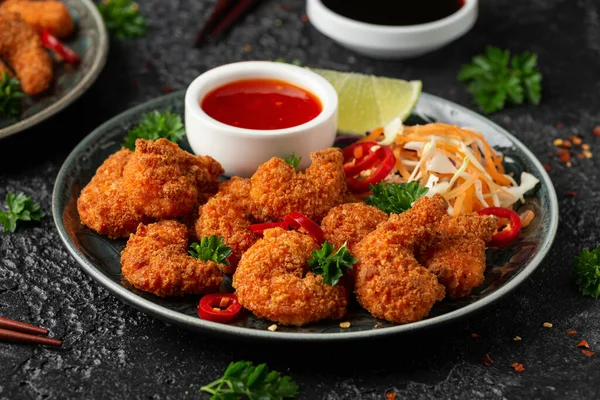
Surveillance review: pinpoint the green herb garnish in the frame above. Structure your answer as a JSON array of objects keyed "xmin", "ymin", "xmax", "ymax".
[
  {"xmin": 284, "ymin": 152, "xmax": 301, "ymax": 171},
  {"xmin": 458, "ymin": 46, "xmax": 542, "ymax": 114},
  {"xmin": 0, "ymin": 192, "xmax": 45, "ymax": 233},
  {"xmin": 573, "ymin": 245, "xmax": 600, "ymax": 298},
  {"xmin": 123, "ymin": 110, "xmax": 185, "ymax": 150},
  {"xmin": 97, "ymin": 0, "xmax": 147, "ymax": 39},
  {"xmin": 201, "ymin": 361, "xmax": 298, "ymax": 400},
  {"xmin": 0, "ymin": 72, "xmax": 24, "ymax": 120},
  {"xmin": 189, "ymin": 236, "xmax": 232, "ymax": 266},
  {"xmin": 308, "ymin": 242, "xmax": 357, "ymax": 286},
  {"xmin": 365, "ymin": 182, "xmax": 428, "ymax": 215}
]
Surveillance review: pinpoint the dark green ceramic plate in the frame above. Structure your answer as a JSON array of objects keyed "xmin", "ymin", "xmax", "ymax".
[
  {"xmin": 52, "ymin": 91, "xmax": 558, "ymax": 341},
  {"xmin": 0, "ymin": 0, "xmax": 108, "ymax": 139}
]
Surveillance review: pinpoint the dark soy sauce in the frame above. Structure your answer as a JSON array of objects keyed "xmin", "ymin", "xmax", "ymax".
[{"xmin": 322, "ymin": 0, "xmax": 465, "ymax": 26}]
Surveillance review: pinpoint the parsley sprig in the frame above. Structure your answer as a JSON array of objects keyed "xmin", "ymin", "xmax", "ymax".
[
  {"xmin": 458, "ymin": 46, "xmax": 542, "ymax": 114},
  {"xmin": 308, "ymin": 242, "xmax": 357, "ymax": 286},
  {"xmin": 284, "ymin": 152, "xmax": 301, "ymax": 171},
  {"xmin": 0, "ymin": 72, "xmax": 24, "ymax": 120},
  {"xmin": 365, "ymin": 182, "xmax": 428, "ymax": 215},
  {"xmin": 201, "ymin": 361, "xmax": 298, "ymax": 400},
  {"xmin": 573, "ymin": 245, "xmax": 600, "ymax": 298},
  {"xmin": 97, "ymin": 0, "xmax": 147, "ymax": 39},
  {"xmin": 189, "ymin": 236, "xmax": 232, "ymax": 266},
  {"xmin": 0, "ymin": 192, "xmax": 45, "ymax": 233},
  {"xmin": 123, "ymin": 110, "xmax": 185, "ymax": 150}
]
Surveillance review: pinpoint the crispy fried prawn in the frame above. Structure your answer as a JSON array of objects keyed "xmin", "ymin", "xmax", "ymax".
[
  {"xmin": 0, "ymin": 11, "xmax": 53, "ymax": 95},
  {"xmin": 321, "ymin": 202, "xmax": 388, "ymax": 252},
  {"xmin": 233, "ymin": 228, "xmax": 347, "ymax": 326},
  {"xmin": 419, "ymin": 213, "xmax": 497, "ymax": 298},
  {"xmin": 77, "ymin": 149, "xmax": 149, "ymax": 239},
  {"xmin": 121, "ymin": 220, "xmax": 222, "ymax": 297},
  {"xmin": 1, "ymin": 0, "xmax": 74, "ymax": 38},
  {"xmin": 353, "ymin": 195, "xmax": 448, "ymax": 324},
  {"xmin": 122, "ymin": 138, "xmax": 223, "ymax": 219},
  {"xmin": 250, "ymin": 148, "xmax": 347, "ymax": 222}
]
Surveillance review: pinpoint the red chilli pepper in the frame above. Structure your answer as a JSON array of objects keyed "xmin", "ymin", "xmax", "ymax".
[
  {"xmin": 40, "ymin": 30, "xmax": 80, "ymax": 65},
  {"xmin": 284, "ymin": 211, "xmax": 325, "ymax": 244},
  {"xmin": 477, "ymin": 207, "xmax": 522, "ymax": 247},
  {"xmin": 248, "ymin": 221, "xmax": 288, "ymax": 235},
  {"xmin": 198, "ymin": 293, "xmax": 242, "ymax": 323},
  {"xmin": 346, "ymin": 146, "xmax": 395, "ymax": 193},
  {"xmin": 342, "ymin": 141, "xmax": 381, "ymax": 176}
]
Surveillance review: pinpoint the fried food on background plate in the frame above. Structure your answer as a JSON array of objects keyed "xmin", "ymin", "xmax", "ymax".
[
  {"xmin": 0, "ymin": 11, "xmax": 53, "ymax": 95},
  {"xmin": 250, "ymin": 148, "xmax": 347, "ymax": 223},
  {"xmin": 321, "ymin": 202, "xmax": 388, "ymax": 252},
  {"xmin": 77, "ymin": 149, "xmax": 150, "ymax": 239},
  {"xmin": 0, "ymin": 59, "xmax": 12, "ymax": 76},
  {"xmin": 233, "ymin": 228, "xmax": 348, "ymax": 326},
  {"xmin": 1, "ymin": 0, "xmax": 74, "ymax": 38},
  {"xmin": 419, "ymin": 213, "xmax": 497, "ymax": 298},
  {"xmin": 122, "ymin": 138, "xmax": 223, "ymax": 219},
  {"xmin": 353, "ymin": 195, "xmax": 448, "ymax": 324},
  {"xmin": 121, "ymin": 220, "xmax": 223, "ymax": 297}
]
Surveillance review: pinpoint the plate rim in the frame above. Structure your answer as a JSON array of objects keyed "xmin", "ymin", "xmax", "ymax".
[
  {"xmin": 0, "ymin": 0, "xmax": 109, "ymax": 140},
  {"xmin": 52, "ymin": 91, "xmax": 559, "ymax": 342}
]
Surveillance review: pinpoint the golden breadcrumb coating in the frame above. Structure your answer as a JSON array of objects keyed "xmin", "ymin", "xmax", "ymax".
[
  {"xmin": 121, "ymin": 220, "xmax": 222, "ymax": 297},
  {"xmin": 353, "ymin": 195, "xmax": 448, "ymax": 323},
  {"xmin": 0, "ymin": 11, "xmax": 53, "ymax": 95},
  {"xmin": 77, "ymin": 149, "xmax": 149, "ymax": 239},
  {"xmin": 1, "ymin": 0, "xmax": 74, "ymax": 38},
  {"xmin": 321, "ymin": 202, "xmax": 388, "ymax": 252},
  {"xmin": 122, "ymin": 138, "xmax": 223, "ymax": 219},
  {"xmin": 419, "ymin": 213, "xmax": 497, "ymax": 298},
  {"xmin": 233, "ymin": 228, "xmax": 347, "ymax": 326},
  {"xmin": 250, "ymin": 148, "xmax": 347, "ymax": 222}
]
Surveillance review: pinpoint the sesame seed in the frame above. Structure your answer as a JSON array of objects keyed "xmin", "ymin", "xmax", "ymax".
[
  {"xmin": 339, "ymin": 321, "xmax": 351, "ymax": 329},
  {"xmin": 543, "ymin": 322, "xmax": 553, "ymax": 328},
  {"xmin": 553, "ymin": 138, "xmax": 564, "ymax": 147},
  {"xmin": 514, "ymin": 336, "xmax": 522, "ymax": 341},
  {"xmin": 267, "ymin": 324, "xmax": 278, "ymax": 332}
]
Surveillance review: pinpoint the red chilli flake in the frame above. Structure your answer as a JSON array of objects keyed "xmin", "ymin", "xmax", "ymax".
[
  {"xmin": 568, "ymin": 329, "xmax": 577, "ymax": 335},
  {"xmin": 471, "ymin": 333, "xmax": 480, "ymax": 338},
  {"xmin": 511, "ymin": 362, "xmax": 525, "ymax": 372},
  {"xmin": 556, "ymin": 123, "xmax": 564, "ymax": 129},
  {"xmin": 565, "ymin": 191, "xmax": 578, "ymax": 197},
  {"xmin": 593, "ymin": 125, "xmax": 600, "ymax": 137},
  {"xmin": 482, "ymin": 354, "xmax": 493, "ymax": 366},
  {"xmin": 543, "ymin": 164, "xmax": 552, "ymax": 172},
  {"xmin": 577, "ymin": 340, "xmax": 590, "ymax": 349},
  {"xmin": 301, "ymin": 13, "xmax": 309, "ymax": 22},
  {"xmin": 582, "ymin": 350, "xmax": 595, "ymax": 357},
  {"xmin": 160, "ymin": 86, "xmax": 174, "ymax": 94},
  {"xmin": 386, "ymin": 391, "xmax": 397, "ymax": 400}
]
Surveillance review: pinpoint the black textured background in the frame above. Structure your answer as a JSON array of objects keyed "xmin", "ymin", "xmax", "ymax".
[{"xmin": 1, "ymin": 0, "xmax": 600, "ymax": 399}]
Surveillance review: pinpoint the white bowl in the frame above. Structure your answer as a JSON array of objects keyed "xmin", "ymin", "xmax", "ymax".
[
  {"xmin": 185, "ymin": 61, "xmax": 338, "ymax": 177},
  {"xmin": 306, "ymin": 0, "xmax": 478, "ymax": 59}
]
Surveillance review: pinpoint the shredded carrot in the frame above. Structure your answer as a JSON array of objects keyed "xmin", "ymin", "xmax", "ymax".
[{"xmin": 360, "ymin": 127, "xmax": 384, "ymax": 143}]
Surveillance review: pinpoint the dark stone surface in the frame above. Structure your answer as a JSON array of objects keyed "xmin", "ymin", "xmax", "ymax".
[{"xmin": 1, "ymin": 0, "xmax": 599, "ymax": 398}]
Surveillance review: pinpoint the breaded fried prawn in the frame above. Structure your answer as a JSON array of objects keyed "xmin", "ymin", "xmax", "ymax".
[
  {"xmin": 121, "ymin": 220, "xmax": 222, "ymax": 297},
  {"xmin": 233, "ymin": 228, "xmax": 347, "ymax": 326},
  {"xmin": 250, "ymin": 148, "xmax": 347, "ymax": 222},
  {"xmin": 353, "ymin": 195, "xmax": 448, "ymax": 324},
  {"xmin": 420, "ymin": 213, "xmax": 497, "ymax": 298},
  {"xmin": 321, "ymin": 202, "xmax": 388, "ymax": 252},
  {"xmin": 0, "ymin": 11, "xmax": 53, "ymax": 95},
  {"xmin": 122, "ymin": 138, "xmax": 223, "ymax": 219},
  {"xmin": 1, "ymin": 0, "xmax": 74, "ymax": 38},
  {"xmin": 77, "ymin": 149, "xmax": 149, "ymax": 239}
]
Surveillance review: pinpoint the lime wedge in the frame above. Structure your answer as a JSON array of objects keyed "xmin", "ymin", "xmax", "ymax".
[{"xmin": 311, "ymin": 68, "xmax": 422, "ymax": 136}]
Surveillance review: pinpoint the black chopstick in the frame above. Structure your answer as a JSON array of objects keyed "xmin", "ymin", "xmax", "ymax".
[{"xmin": 194, "ymin": 0, "xmax": 262, "ymax": 48}]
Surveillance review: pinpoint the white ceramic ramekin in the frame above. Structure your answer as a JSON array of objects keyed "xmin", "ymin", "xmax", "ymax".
[
  {"xmin": 306, "ymin": 0, "xmax": 478, "ymax": 59},
  {"xmin": 185, "ymin": 61, "xmax": 338, "ymax": 177}
]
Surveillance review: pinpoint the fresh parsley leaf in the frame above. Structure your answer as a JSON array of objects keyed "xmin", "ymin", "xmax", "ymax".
[
  {"xmin": 458, "ymin": 46, "xmax": 542, "ymax": 114},
  {"xmin": 123, "ymin": 110, "xmax": 185, "ymax": 150},
  {"xmin": 0, "ymin": 72, "xmax": 24, "ymax": 120},
  {"xmin": 308, "ymin": 242, "xmax": 357, "ymax": 286},
  {"xmin": 365, "ymin": 182, "xmax": 428, "ymax": 215},
  {"xmin": 97, "ymin": 0, "xmax": 147, "ymax": 39},
  {"xmin": 284, "ymin": 152, "xmax": 301, "ymax": 171},
  {"xmin": 573, "ymin": 245, "xmax": 600, "ymax": 298},
  {"xmin": 201, "ymin": 360, "xmax": 299, "ymax": 400},
  {"xmin": 0, "ymin": 192, "xmax": 45, "ymax": 233},
  {"xmin": 189, "ymin": 236, "xmax": 232, "ymax": 266}
]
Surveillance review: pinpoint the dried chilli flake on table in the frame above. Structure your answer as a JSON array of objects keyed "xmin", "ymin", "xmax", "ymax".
[
  {"xmin": 482, "ymin": 354, "xmax": 493, "ymax": 366},
  {"xmin": 510, "ymin": 362, "xmax": 525, "ymax": 372},
  {"xmin": 582, "ymin": 350, "xmax": 595, "ymax": 358},
  {"xmin": 568, "ymin": 329, "xmax": 577, "ymax": 335},
  {"xmin": 577, "ymin": 340, "xmax": 590, "ymax": 349}
]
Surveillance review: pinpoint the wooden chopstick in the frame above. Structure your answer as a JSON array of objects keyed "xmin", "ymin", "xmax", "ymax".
[
  {"xmin": 0, "ymin": 316, "xmax": 49, "ymax": 335},
  {"xmin": 0, "ymin": 328, "xmax": 62, "ymax": 347},
  {"xmin": 194, "ymin": 0, "xmax": 262, "ymax": 48},
  {"xmin": 194, "ymin": 0, "xmax": 238, "ymax": 47}
]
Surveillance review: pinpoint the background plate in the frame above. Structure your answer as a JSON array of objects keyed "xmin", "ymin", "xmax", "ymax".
[
  {"xmin": 0, "ymin": 0, "xmax": 108, "ymax": 139},
  {"xmin": 52, "ymin": 91, "xmax": 558, "ymax": 342}
]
